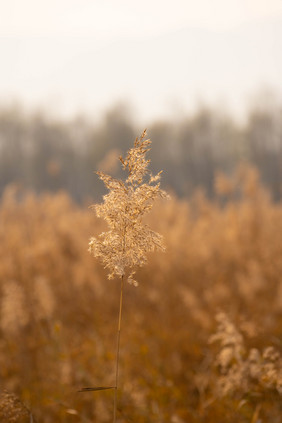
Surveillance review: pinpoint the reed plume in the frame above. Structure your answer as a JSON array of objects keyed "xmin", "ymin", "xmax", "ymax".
[
  {"xmin": 88, "ymin": 130, "xmax": 168, "ymax": 421},
  {"xmin": 209, "ymin": 313, "xmax": 282, "ymax": 421}
]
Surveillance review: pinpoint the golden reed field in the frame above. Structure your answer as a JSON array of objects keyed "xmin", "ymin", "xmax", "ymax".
[{"xmin": 0, "ymin": 165, "xmax": 281, "ymax": 422}]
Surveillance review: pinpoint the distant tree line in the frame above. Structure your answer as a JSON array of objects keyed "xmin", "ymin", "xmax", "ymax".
[{"xmin": 0, "ymin": 99, "xmax": 281, "ymax": 202}]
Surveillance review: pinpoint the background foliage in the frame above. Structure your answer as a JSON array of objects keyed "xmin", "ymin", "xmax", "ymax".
[
  {"xmin": 0, "ymin": 97, "xmax": 281, "ymax": 202},
  {"xmin": 0, "ymin": 166, "xmax": 281, "ymax": 422}
]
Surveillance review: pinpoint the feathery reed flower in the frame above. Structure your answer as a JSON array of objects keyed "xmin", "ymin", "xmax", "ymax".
[
  {"xmin": 88, "ymin": 129, "xmax": 168, "ymax": 286},
  {"xmin": 87, "ymin": 130, "xmax": 168, "ymax": 422},
  {"xmin": 209, "ymin": 313, "xmax": 282, "ymax": 402}
]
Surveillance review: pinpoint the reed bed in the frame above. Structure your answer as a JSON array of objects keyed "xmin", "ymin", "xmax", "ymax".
[{"xmin": 0, "ymin": 164, "xmax": 281, "ymax": 422}]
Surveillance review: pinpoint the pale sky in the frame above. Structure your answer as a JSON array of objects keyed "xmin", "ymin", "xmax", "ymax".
[
  {"xmin": 0, "ymin": 0, "xmax": 282, "ymax": 122},
  {"xmin": 1, "ymin": 0, "xmax": 282, "ymax": 37}
]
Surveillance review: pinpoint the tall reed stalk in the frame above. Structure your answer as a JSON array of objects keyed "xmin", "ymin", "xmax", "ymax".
[
  {"xmin": 113, "ymin": 275, "xmax": 124, "ymax": 422},
  {"xmin": 88, "ymin": 130, "xmax": 168, "ymax": 421}
]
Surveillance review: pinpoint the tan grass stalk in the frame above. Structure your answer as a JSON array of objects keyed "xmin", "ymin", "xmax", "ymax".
[
  {"xmin": 88, "ymin": 130, "xmax": 168, "ymax": 422},
  {"xmin": 113, "ymin": 274, "xmax": 124, "ymax": 422}
]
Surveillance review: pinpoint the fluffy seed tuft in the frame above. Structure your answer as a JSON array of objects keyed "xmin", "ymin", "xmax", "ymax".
[{"xmin": 88, "ymin": 130, "xmax": 168, "ymax": 284}]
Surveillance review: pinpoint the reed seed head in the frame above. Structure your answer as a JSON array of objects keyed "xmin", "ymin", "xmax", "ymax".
[{"xmin": 89, "ymin": 130, "xmax": 168, "ymax": 285}]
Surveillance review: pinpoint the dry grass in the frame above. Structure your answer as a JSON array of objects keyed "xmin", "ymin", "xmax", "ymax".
[
  {"xmin": 209, "ymin": 312, "xmax": 282, "ymax": 421},
  {"xmin": 87, "ymin": 130, "xmax": 168, "ymax": 422},
  {"xmin": 0, "ymin": 390, "xmax": 33, "ymax": 423},
  {"xmin": 0, "ymin": 165, "xmax": 281, "ymax": 422},
  {"xmin": 89, "ymin": 130, "xmax": 168, "ymax": 284}
]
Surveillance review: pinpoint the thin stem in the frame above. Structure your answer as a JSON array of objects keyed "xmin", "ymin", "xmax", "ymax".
[
  {"xmin": 251, "ymin": 403, "xmax": 261, "ymax": 423},
  {"xmin": 113, "ymin": 275, "xmax": 124, "ymax": 423}
]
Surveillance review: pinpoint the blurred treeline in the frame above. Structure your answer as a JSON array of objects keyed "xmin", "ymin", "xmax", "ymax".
[{"xmin": 0, "ymin": 98, "xmax": 281, "ymax": 201}]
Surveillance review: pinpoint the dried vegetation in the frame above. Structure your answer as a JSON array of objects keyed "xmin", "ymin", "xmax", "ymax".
[{"xmin": 0, "ymin": 164, "xmax": 281, "ymax": 422}]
